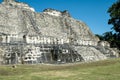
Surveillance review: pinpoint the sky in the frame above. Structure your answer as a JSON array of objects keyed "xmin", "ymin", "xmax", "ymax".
[{"xmin": 0, "ymin": 0, "xmax": 117, "ymax": 35}]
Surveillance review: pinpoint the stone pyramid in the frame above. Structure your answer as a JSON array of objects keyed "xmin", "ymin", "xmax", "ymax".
[{"xmin": 0, "ymin": 0, "xmax": 119, "ymax": 64}]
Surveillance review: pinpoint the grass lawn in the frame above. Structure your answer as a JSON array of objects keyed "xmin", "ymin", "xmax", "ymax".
[{"xmin": 0, "ymin": 58, "xmax": 120, "ymax": 80}]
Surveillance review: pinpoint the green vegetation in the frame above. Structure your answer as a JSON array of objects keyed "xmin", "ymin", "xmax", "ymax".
[
  {"xmin": 107, "ymin": 0, "xmax": 120, "ymax": 49},
  {"xmin": 97, "ymin": 0, "xmax": 120, "ymax": 49},
  {"xmin": 0, "ymin": 58, "xmax": 120, "ymax": 80},
  {"xmin": 108, "ymin": 0, "xmax": 120, "ymax": 33}
]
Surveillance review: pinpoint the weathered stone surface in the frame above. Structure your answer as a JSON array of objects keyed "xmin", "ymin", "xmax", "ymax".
[
  {"xmin": 0, "ymin": 0, "xmax": 119, "ymax": 64},
  {"xmin": 73, "ymin": 46, "xmax": 107, "ymax": 62}
]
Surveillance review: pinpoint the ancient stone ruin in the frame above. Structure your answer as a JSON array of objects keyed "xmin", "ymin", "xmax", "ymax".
[{"xmin": 0, "ymin": 0, "xmax": 119, "ymax": 64}]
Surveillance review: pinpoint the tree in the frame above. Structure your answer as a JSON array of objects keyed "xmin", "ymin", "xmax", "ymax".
[
  {"xmin": 108, "ymin": 0, "xmax": 120, "ymax": 33},
  {"xmin": 107, "ymin": 0, "xmax": 120, "ymax": 49},
  {"xmin": 96, "ymin": 32, "xmax": 117, "ymax": 48},
  {"xmin": 95, "ymin": 34, "xmax": 104, "ymax": 40}
]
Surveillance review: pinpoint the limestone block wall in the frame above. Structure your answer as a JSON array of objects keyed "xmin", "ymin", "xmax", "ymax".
[
  {"xmin": 43, "ymin": 10, "xmax": 61, "ymax": 17},
  {"xmin": 36, "ymin": 11, "xmax": 99, "ymax": 44},
  {"xmin": 0, "ymin": 57, "xmax": 3, "ymax": 64},
  {"xmin": 0, "ymin": 48, "xmax": 4, "ymax": 64},
  {"xmin": 0, "ymin": 35, "xmax": 6, "ymax": 43},
  {"xmin": 74, "ymin": 46, "xmax": 107, "ymax": 62},
  {"xmin": 26, "ymin": 36, "xmax": 68, "ymax": 44},
  {"xmin": 75, "ymin": 40, "xmax": 98, "ymax": 46},
  {"xmin": 0, "ymin": 34, "xmax": 25, "ymax": 43},
  {"xmin": 23, "ymin": 49, "xmax": 42, "ymax": 64},
  {"xmin": 98, "ymin": 41, "xmax": 110, "ymax": 47}
]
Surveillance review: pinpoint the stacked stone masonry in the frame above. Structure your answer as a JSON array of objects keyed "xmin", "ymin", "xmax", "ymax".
[{"xmin": 0, "ymin": 0, "xmax": 119, "ymax": 64}]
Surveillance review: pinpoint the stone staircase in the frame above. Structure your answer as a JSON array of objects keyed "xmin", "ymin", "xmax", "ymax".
[{"xmin": 22, "ymin": 10, "xmax": 41, "ymax": 35}]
